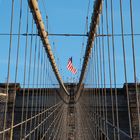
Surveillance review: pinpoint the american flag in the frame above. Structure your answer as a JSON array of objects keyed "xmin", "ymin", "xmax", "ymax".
[{"xmin": 67, "ymin": 57, "xmax": 77, "ymax": 74}]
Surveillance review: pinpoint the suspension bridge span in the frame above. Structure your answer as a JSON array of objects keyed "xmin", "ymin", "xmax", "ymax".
[{"xmin": 0, "ymin": 0, "xmax": 140, "ymax": 140}]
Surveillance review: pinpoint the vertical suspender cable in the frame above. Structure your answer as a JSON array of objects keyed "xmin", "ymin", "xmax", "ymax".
[
  {"xmin": 36, "ymin": 40, "xmax": 41, "ymax": 139},
  {"xmin": 20, "ymin": 6, "xmax": 29, "ymax": 140},
  {"xmin": 2, "ymin": 0, "xmax": 15, "ymax": 139},
  {"xmin": 38, "ymin": 46, "xmax": 44, "ymax": 139},
  {"xmin": 94, "ymin": 43, "xmax": 98, "ymax": 139},
  {"xmin": 29, "ymin": 29, "xmax": 38, "ymax": 140},
  {"xmin": 97, "ymin": 29, "xmax": 100, "ymax": 136},
  {"xmin": 24, "ymin": 18, "xmax": 34, "ymax": 138},
  {"xmin": 33, "ymin": 39, "xmax": 41, "ymax": 139},
  {"xmin": 99, "ymin": 26, "xmax": 105, "ymax": 137},
  {"xmin": 10, "ymin": 0, "xmax": 23, "ymax": 139},
  {"xmin": 101, "ymin": 13, "xmax": 109, "ymax": 139},
  {"xmin": 41, "ymin": 52, "xmax": 46, "ymax": 138},
  {"xmin": 98, "ymin": 27, "xmax": 103, "ymax": 139},
  {"xmin": 105, "ymin": 0, "xmax": 116, "ymax": 139},
  {"xmin": 119, "ymin": 0, "xmax": 134, "ymax": 138}
]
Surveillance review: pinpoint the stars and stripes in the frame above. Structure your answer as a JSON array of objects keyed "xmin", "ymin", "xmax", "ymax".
[{"xmin": 67, "ymin": 57, "xmax": 77, "ymax": 74}]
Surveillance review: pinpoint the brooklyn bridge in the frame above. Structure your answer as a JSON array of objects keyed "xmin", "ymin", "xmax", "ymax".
[{"xmin": 0, "ymin": 0, "xmax": 140, "ymax": 140}]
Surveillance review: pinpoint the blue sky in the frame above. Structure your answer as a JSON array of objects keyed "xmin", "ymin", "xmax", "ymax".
[
  {"xmin": 0, "ymin": 0, "xmax": 140, "ymax": 87},
  {"xmin": 0, "ymin": 0, "xmax": 93, "ymax": 84},
  {"xmin": 39, "ymin": 0, "xmax": 94, "ymax": 82}
]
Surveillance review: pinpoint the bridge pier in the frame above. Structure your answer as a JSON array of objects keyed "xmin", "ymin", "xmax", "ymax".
[{"xmin": 128, "ymin": 84, "xmax": 140, "ymax": 140}]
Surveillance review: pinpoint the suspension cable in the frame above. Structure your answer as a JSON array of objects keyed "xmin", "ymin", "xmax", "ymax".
[
  {"xmin": 75, "ymin": 0, "xmax": 103, "ymax": 102},
  {"xmin": 28, "ymin": 0, "xmax": 70, "ymax": 101}
]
